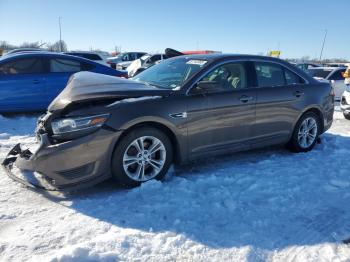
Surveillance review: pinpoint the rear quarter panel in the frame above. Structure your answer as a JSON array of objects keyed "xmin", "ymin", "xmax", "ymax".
[{"xmin": 295, "ymin": 82, "xmax": 334, "ymax": 134}]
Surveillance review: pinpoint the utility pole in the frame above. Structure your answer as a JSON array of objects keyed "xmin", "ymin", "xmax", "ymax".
[
  {"xmin": 319, "ymin": 29, "xmax": 327, "ymax": 61},
  {"xmin": 58, "ymin": 17, "xmax": 62, "ymax": 52}
]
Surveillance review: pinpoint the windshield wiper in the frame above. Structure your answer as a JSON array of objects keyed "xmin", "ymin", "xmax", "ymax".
[{"xmin": 143, "ymin": 81, "xmax": 168, "ymax": 89}]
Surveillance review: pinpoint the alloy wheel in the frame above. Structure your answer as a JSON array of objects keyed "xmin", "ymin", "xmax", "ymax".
[
  {"xmin": 122, "ymin": 136, "xmax": 166, "ymax": 182},
  {"xmin": 297, "ymin": 117, "xmax": 318, "ymax": 149}
]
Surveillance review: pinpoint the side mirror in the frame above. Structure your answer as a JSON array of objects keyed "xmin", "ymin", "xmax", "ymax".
[{"xmin": 192, "ymin": 81, "xmax": 221, "ymax": 94}]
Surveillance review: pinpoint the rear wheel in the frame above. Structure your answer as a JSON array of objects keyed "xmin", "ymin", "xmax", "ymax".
[
  {"xmin": 111, "ymin": 127, "xmax": 173, "ymax": 187},
  {"xmin": 287, "ymin": 112, "xmax": 321, "ymax": 152}
]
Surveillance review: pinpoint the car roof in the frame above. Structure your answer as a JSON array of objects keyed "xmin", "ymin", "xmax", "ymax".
[
  {"xmin": 5, "ymin": 48, "xmax": 44, "ymax": 53},
  {"xmin": 170, "ymin": 53, "xmax": 285, "ymax": 62},
  {"xmin": 0, "ymin": 51, "xmax": 103, "ymax": 65},
  {"xmin": 167, "ymin": 53, "xmax": 316, "ymax": 83},
  {"xmin": 65, "ymin": 51, "xmax": 102, "ymax": 55}
]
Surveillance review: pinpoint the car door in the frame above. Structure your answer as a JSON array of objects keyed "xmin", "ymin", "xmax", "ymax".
[
  {"xmin": 44, "ymin": 57, "xmax": 86, "ymax": 104},
  {"xmin": 186, "ymin": 61, "xmax": 256, "ymax": 158},
  {"xmin": 0, "ymin": 57, "xmax": 47, "ymax": 112},
  {"xmin": 252, "ymin": 61, "xmax": 307, "ymax": 147},
  {"xmin": 328, "ymin": 68, "xmax": 346, "ymax": 101}
]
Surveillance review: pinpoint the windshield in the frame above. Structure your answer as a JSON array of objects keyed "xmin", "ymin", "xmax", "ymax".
[
  {"xmin": 132, "ymin": 57, "xmax": 208, "ymax": 89},
  {"xmin": 307, "ymin": 69, "xmax": 332, "ymax": 79}
]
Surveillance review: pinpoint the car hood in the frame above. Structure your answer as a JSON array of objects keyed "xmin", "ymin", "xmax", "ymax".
[{"xmin": 48, "ymin": 71, "xmax": 172, "ymax": 112}]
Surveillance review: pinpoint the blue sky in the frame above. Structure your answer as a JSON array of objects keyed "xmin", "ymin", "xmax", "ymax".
[{"xmin": 0, "ymin": 0, "xmax": 348, "ymax": 59}]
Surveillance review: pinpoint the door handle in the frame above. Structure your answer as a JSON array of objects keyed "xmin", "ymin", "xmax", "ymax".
[
  {"xmin": 293, "ymin": 91, "xmax": 304, "ymax": 98},
  {"xmin": 239, "ymin": 95, "xmax": 254, "ymax": 103},
  {"xmin": 32, "ymin": 79, "xmax": 40, "ymax": 84}
]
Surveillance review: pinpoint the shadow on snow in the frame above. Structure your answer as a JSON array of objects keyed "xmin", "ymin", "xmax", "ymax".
[{"xmin": 35, "ymin": 133, "xmax": 350, "ymax": 251}]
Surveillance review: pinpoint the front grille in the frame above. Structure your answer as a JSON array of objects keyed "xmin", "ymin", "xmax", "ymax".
[{"xmin": 56, "ymin": 162, "xmax": 95, "ymax": 180}]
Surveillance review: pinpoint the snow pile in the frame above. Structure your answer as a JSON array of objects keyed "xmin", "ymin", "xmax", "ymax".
[{"xmin": 0, "ymin": 112, "xmax": 350, "ymax": 261}]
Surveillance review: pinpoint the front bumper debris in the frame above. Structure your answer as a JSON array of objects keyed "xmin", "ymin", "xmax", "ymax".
[{"xmin": 1, "ymin": 136, "xmax": 57, "ymax": 190}]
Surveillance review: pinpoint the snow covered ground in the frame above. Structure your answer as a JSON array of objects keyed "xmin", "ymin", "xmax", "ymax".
[{"xmin": 0, "ymin": 111, "xmax": 350, "ymax": 262}]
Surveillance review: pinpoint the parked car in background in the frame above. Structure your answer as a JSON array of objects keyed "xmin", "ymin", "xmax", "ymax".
[
  {"xmin": 340, "ymin": 85, "xmax": 350, "ymax": 120},
  {"xmin": 64, "ymin": 51, "xmax": 110, "ymax": 66},
  {"xmin": 0, "ymin": 52, "xmax": 127, "ymax": 113},
  {"xmin": 324, "ymin": 63, "xmax": 349, "ymax": 68},
  {"xmin": 107, "ymin": 52, "xmax": 146, "ymax": 69},
  {"xmin": 127, "ymin": 53, "xmax": 167, "ymax": 77},
  {"xmin": 295, "ymin": 62, "xmax": 322, "ymax": 71},
  {"xmin": 2, "ymin": 54, "xmax": 334, "ymax": 190},
  {"xmin": 308, "ymin": 67, "xmax": 346, "ymax": 101},
  {"xmin": 127, "ymin": 48, "xmax": 185, "ymax": 77}
]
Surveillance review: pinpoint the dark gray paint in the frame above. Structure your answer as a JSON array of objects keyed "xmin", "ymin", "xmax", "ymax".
[{"xmin": 4, "ymin": 54, "xmax": 335, "ymax": 189}]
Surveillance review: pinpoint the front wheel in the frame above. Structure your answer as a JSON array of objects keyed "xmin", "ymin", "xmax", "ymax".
[
  {"xmin": 111, "ymin": 127, "xmax": 173, "ymax": 187},
  {"xmin": 287, "ymin": 112, "xmax": 321, "ymax": 152}
]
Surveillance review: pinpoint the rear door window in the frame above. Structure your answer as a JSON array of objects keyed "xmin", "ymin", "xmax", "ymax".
[
  {"xmin": 0, "ymin": 58, "xmax": 45, "ymax": 75},
  {"xmin": 255, "ymin": 62, "xmax": 285, "ymax": 87},
  {"xmin": 284, "ymin": 69, "xmax": 305, "ymax": 85},
  {"xmin": 50, "ymin": 58, "xmax": 82, "ymax": 72}
]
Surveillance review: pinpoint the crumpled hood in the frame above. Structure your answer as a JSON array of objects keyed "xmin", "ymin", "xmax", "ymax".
[{"xmin": 48, "ymin": 71, "xmax": 172, "ymax": 111}]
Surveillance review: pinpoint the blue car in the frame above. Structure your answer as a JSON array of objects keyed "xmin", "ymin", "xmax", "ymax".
[{"xmin": 0, "ymin": 52, "xmax": 127, "ymax": 113}]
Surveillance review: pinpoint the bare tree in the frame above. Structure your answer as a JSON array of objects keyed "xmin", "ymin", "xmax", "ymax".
[
  {"xmin": 18, "ymin": 41, "xmax": 41, "ymax": 48},
  {"xmin": 0, "ymin": 41, "xmax": 14, "ymax": 50},
  {"xmin": 47, "ymin": 40, "xmax": 68, "ymax": 52}
]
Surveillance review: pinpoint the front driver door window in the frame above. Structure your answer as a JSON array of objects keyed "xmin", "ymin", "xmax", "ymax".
[{"xmin": 187, "ymin": 62, "xmax": 256, "ymax": 157}]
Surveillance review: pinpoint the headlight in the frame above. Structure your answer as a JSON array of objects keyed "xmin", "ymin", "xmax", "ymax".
[{"xmin": 51, "ymin": 114, "xmax": 109, "ymax": 135}]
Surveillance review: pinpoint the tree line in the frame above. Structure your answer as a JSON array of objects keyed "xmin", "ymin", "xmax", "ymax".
[{"xmin": 0, "ymin": 40, "xmax": 68, "ymax": 52}]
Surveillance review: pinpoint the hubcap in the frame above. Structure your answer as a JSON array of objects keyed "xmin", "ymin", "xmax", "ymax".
[
  {"xmin": 122, "ymin": 136, "xmax": 166, "ymax": 182},
  {"xmin": 298, "ymin": 117, "xmax": 318, "ymax": 149}
]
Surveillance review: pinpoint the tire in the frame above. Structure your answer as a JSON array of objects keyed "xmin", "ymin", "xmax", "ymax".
[
  {"xmin": 287, "ymin": 112, "xmax": 321, "ymax": 153},
  {"xmin": 343, "ymin": 113, "xmax": 350, "ymax": 120},
  {"xmin": 111, "ymin": 127, "xmax": 173, "ymax": 188}
]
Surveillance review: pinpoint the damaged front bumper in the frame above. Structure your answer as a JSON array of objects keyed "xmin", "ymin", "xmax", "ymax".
[
  {"xmin": 1, "ymin": 129, "xmax": 119, "ymax": 191},
  {"xmin": 2, "ymin": 134, "xmax": 60, "ymax": 190}
]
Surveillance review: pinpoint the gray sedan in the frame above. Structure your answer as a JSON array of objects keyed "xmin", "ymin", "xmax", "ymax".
[{"xmin": 2, "ymin": 54, "xmax": 334, "ymax": 190}]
